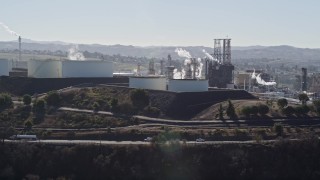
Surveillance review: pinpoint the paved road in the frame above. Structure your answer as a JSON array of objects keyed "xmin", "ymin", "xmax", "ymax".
[{"xmin": 4, "ymin": 139, "xmax": 289, "ymax": 146}]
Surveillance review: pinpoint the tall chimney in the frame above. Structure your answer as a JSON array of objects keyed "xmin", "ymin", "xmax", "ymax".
[{"xmin": 18, "ymin": 36, "xmax": 21, "ymax": 61}]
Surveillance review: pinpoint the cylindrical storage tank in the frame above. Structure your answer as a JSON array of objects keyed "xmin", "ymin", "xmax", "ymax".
[
  {"xmin": 62, "ymin": 60, "xmax": 113, "ymax": 78},
  {"xmin": 129, "ymin": 77, "xmax": 167, "ymax": 91},
  {"xmin": 168, "ymin": 79, "xmax": 208, "ymax": 92},
  {"xmin": 0, "ymin": 59, "xmax": 10, "ymax": 76},
  {"xmin": 28, "ymin": 59, "xmax": 62, "ymax": 78}
]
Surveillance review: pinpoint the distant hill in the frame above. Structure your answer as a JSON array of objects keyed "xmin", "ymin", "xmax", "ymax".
[{"xmin": 0, "ymin": 39, "xmax": 320, "ymax": 61}]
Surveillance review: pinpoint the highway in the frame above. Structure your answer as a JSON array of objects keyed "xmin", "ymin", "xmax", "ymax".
[{"xmin": 4, "ymin": 139, "xmax": 292, "ymax": 146}]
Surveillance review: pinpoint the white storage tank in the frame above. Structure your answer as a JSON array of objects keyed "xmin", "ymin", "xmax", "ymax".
[
  {"xmin": 129, "ymin": 76, "xmax": 167, "ymax": 91},
  {"xmin": 28, "ymin": 59, "xmax": 62, "ymax": 78},
  {"xmin": 62, "ymin": 60, "xmax": 113, "ymax": 78},
  {"xmin": 168, "ymin": 79, "xmax": 208, "ymax": 92},
  {"xmin": 0, "ymin": 59, "xmax": 11, "ymax": 76}
]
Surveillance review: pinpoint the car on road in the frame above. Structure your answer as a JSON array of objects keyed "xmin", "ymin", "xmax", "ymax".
[
  {"xmin": 196, "ymin": 138, "xmax": 205, "ymax": 142},
  {"xmin": 144, "ymin": 137, "xmax": 153, "ymax": 142}
]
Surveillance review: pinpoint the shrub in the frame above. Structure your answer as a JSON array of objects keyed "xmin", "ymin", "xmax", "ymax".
[
  {"xmin": 250, "ymin": 105, "xmax": 259, "ymax": 116},
  {"xmin": 273, "ymin": 123, "xmax": 283, "ymax": 136},
  {"xmin": 258, "ymin": 104, "xmax": 269, "ymax": 115},
  {"xmin": 23, "ymin": 94, "xmax": 32, "ymax": 105},
  {"xmin": 92, "ymin": 102, "xmax": 100, "ymax": 112},
  {"xmin": 298, "ymin": 93, "xmax": 309, "ymax": 105},
  {"xmin": 218, "ymin": 104, "xmax": 224, "ymax": 119},
  {"xmin": 241, "ymin": 106, "xmax": 251, "ymax": 117},
  {"xmin": 282, "ymin": 106, "xmax": 295, "ymax": 116},
  {"xmin": 294, "ymin": 105, "xmax": 310, "ymax": 115},
  {"xmin": 45, "ymin": 91, "xmax": 61, "ymax": 107},
  {"xmin": 277, "ymin": 98, "xmax": 288, "ymax": 109},
  {"xmin": 109, "ymin": 98, "xmax": 118, "ymax": 112},
  {"xmin": 33, "ymin": 99, "xmax": 46, "ymax": 114},
  {"xmin": 130, "ymin": 89, "xmax": 149, "ymax": 110},
  {"xmin": 313, "ymin": 100, "xmax": 320, "ymax": 115},
  {"xmin": 143, "ymin": 105, "xmax": 160, "ymax": 117},
  {"xmin": 118, "ymin": 102, "xmax": 136, "ymax": 115}
]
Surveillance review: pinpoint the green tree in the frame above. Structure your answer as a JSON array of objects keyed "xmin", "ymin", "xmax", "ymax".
[
  {"xmin": 226, "ymin": 100, "xmax": 236, "ymax": 119},
  {"xmin": 0, "ymin": 93, "xmax": 13, "ymax": 110},
  {"xmin": 33, "ymin": 99, "xmax": 46, "ymax": 114},
  {"xmin": 130, "ymin": 89, "xmax": 149, "ymax": 110},
  {"xmin": 251, "ymin": 106, "xmax": 259, "ymax": 116},
  {"xmin": 298, "ymin": 93, "xmax": 309, "ymax": 105},
  {"xmin": 313, "ymin": 100, "xmax": 320, "ymax": 115},
  {"xmin": 92, "ymin": 102, "xmax": 100, "ymax": 112},
  {"xmin": 258, "ymin": 104, "xmax": 269, "ymax": 115},
  {"xmin": 273, "ymin": 123, "xmax": 283, "ymax": 136},
  {"xmin": 45, "ymin": 91, "xmax": 61, "ymax": 107},
  {"xmin": 23, "ymin": 94, "xmax": 32, "ymax": 105},
  {"xmin": 277, "ymin": 98, "xmax": 288, "ymax": 109},
  {"xmin": 24, "ymin": 119, "xmax": 33, "ymax": 130},
  {"xmin": 218, "ymin": 103, "xmax": 224, "ymax": 119},
  {"xmin": 241, "ymin": 106, "xmax": 251, "ymax": 117},
  {"xmin": 109, "ymin": 98, "xmax": 118, "ymax": 112},
  {"xmin": 282, "ymin": 106, "xmax": 295, "ymax": 116}
]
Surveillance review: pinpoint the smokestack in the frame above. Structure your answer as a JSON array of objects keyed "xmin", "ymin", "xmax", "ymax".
[
  {"xmin": 302, "ymin": 68, "xmax": 307, "ymax": 91},
  {"xmin": 18, "ymin": 36, "xmax": 21, "ymax": 61}
]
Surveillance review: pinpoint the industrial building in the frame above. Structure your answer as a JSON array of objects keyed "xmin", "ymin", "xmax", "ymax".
[{"xmin": 205, "ymin": 39, "xmax": 235, "ymax": 88}]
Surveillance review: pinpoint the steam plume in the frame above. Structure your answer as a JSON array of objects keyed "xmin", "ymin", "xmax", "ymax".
[
  {"xmin": 175, "ymin": 48, "xmax": 192, "ymax": 59},
  {"xmin": 0, "ymin": 22, "xmax": 20, "ymax": 36},
  {"xmin": 68, "ymin": 45, "xmax": 85, "ymax": 60},
  {"xmin": 202, "ymin": 49, "xmax": 214, "ymax": 60}
]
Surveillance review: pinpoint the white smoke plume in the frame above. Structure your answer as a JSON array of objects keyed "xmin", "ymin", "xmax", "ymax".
[
  {"xmin": 256, "ymin": 74, "xmax": 276, "ymax": 86},
  {"xmin": 0, "ymin": 22, "xmax": 20, "ymax": 36},
  {"xmin": 202, "ymin": 49, "xmax": 214, "ymax": 60},
  {"xmin": 175, "ymin": 48, "xmax": 192, "ymax": 59},
  {"xmin": 68, "ymin": 45, "xmax": 85, "ymax": 60},
  {"xmin": 196, "ymin": 58, "xmax": 203, "ymax": 78},
  {"xmin": 251, "ymin": 69, "xmax": 257, "ymax": 79}
]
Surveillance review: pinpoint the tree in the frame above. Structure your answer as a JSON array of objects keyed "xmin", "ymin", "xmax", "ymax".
[
  {"xmin": 92, "ymin": 102, "xmax": 100, "ymax": 112},
  {"xmin": 282, "ymin": 106, "xmax": 295, "ymax": 116},
  {"xmin": 24, "ymin": 119, "xmax": 33, "ymax": 130},
  {"xmin": 277, "ymin": 98, "xmax": 288, "ymax": 109},
  {"xmin": 109, "ymin": 98, "xmax": 118, "ymax": 112},
  {"xmin": 130, "ymin": 89, "xmax": 149, "ymax": 110},
  {"xmin": 241, "ymin": 106, "xmax": 251, "ymax": 117},
  {"xmin": 226, "ymin": 100, "xmax": 236, "ymax": 119},
  {"xmin": 45, "ymin": 91, "xmax": 61, "ymax": 107},
  {"xmin": 33, "ymin": 99, "xmax": 46, "ymax": 114},
  {"xmin": 273, "ymin": 123, "xmax": 283, "ymax": 136},
  {"xmin": 298, "ymin": 93, "xmax": 309, "ymax": 105},
  {"xmin": 23, "ymin": 94, "xmax": 32, "ymax": 105},
  {"xmin": 0, "ymin": 93, "xmax": 13, "ymax": 110},
  {"xmin": 258, "ymin": 104, "xmax": 269, "ymax": 115},
  {"xmin": 218, "ymin": 104, "xmax": 224, "ymax": 119},
  {"xmin": 313, "ymin": 100, "xmax": 320, "ymax": 115}
]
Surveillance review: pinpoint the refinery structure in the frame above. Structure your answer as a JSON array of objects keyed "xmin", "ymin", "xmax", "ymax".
[
  {"xmin": 0, "ymin": 35, "xmax": 241, "ymax": 93},
  {"xmin": 1, "ymin": 33, "xmax": 318, "ymax": 102}
]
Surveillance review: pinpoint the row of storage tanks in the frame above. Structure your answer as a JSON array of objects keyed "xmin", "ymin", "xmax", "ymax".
[
  {"xmin": 0, "ymin": 59, "xmax": 113, "ymax": 78},
  {"xmin": 1, "ymin": 59, "xmax": 208, "ymax": 92},
  {"xmin": 28, "ymin": 59, "xmax": 113, "ymax": 78}
]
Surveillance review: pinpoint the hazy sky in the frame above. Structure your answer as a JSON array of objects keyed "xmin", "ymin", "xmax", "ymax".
[{"xmin": 0, "ymin": 0, "xmax": 319, "ymax": 48}]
